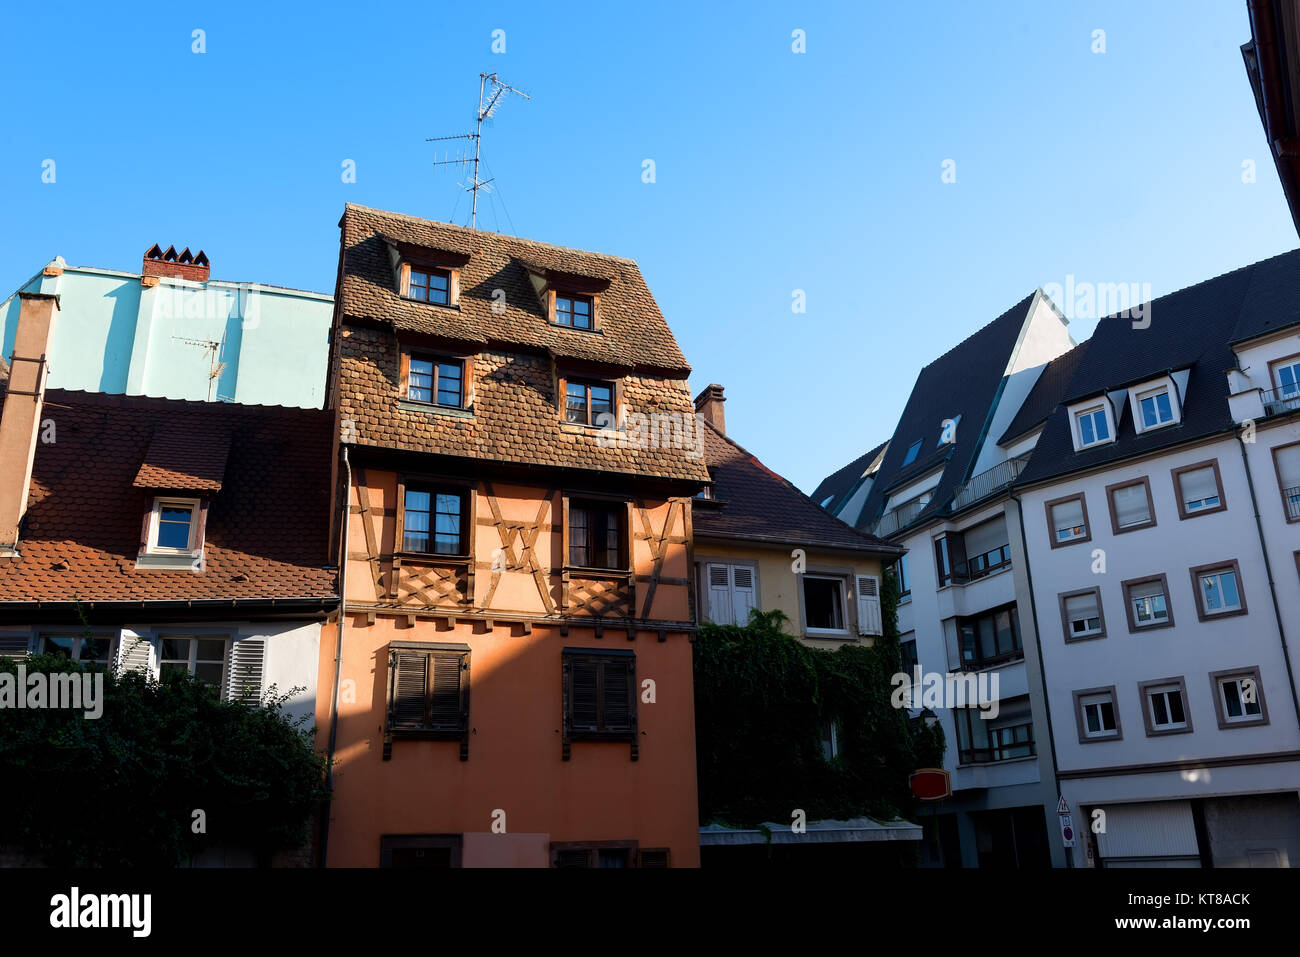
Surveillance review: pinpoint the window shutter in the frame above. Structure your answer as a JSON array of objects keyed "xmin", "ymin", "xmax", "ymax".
[
  {"xmin": 226, "ymin": 637, "xmax": 266, "ymax": 705},
  {"xmin": 391, "ymin": 652, "xmax": 429, "ymax": 729},
  {"xmin": 638, "ymin": 848, "xmax": 671, "ymax": 868},
  {"xmin": 1130, "ymin": 579, "xmax": 1165, "ymax": 602},
  {"xmin": 116, "ymin": 634, "xmax": 154, "ymax": 675},
  {"xmin": 1064, "ymin": 592, "xmax": 1100, "ymax": 629},
  {"xmin": 1051, "ymin": 499, "xmax": 1085, "ymax": 535},
  {"xmin": 1112, "ymin": 484, "xmax": 1150, "ymax": 528},
  {"xmin": 1179, "ymin": 466, "xmax": 1217, "ymax": 506},
  {"xmin": 570, "ymin": 658, "xmax": 600, "ymax": 731},
  {"xmin": 856, "ymin": 575, "xmax": 882, "ymax": 636},
  {"xmin": 429, "ymin": 654, "xmax": 465, "ymax": 730},
  {"xmin": 944, "ymin": 623, "xmax": 963, "ymax": 671},
  {"xmin": 0, "ymin": 633, "xmax": 30, "ymax": 659},
  {"xmin": 1277, "ymin": 445, "xmax": 1300, "ymax": 490},
  {"xmin": 730, "ymin": 566, "xmax": 755, "ymax": 626},
  {"xmin": 963, "ymin": 518, "xmax": 1007, "ymax": 559},
  {"xmin": 601, "ymin": 657, "xmax": 635, "ymax": 732},
  {"xmin": 706, "ymin": 563, "xmax": 733, "ymax": 625},
  {"xmin": 398, "ymin": 352, "xmax": 411, "ymax": 399}
]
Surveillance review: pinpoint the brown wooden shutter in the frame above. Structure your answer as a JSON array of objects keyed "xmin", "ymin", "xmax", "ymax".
[
  {"xmin": 398, "ymin": 352, "xmax": 411, "ymax": 399},
  {"xmin": 602, "ymin": 657, "xmax": 634, "ymax": 732},
  {"xmin": 391, "ymin": 652, "xmax": 429, "ymax": 729},
  {"xmin": 430, "ymin": 654, "xmax": 464, "ymax": 730},
  {"xmin": 570, "ymin": 658, "xmax": 600, "ymax": 731},
  {"xmin": 638, "ymin": 848, "xmax": 670, "ymax": 868}
]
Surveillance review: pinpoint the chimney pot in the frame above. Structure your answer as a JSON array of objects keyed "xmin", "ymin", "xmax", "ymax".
[
  {"xmin": 142, "ymin": 244, "xmax": 210, "ymax": 283},
  {"xmin": 694, "ymin": 383, "xmax": 726, "ymax": 435}
]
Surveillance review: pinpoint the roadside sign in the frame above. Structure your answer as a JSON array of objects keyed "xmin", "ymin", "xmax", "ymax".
[
  {"xmin": 1056, "ymin": 796, "xmax": 1070, "ymax": 815},
  {"xmin": 1060, "ymin": 814, "xmax": 1075, "ymax": 848}
]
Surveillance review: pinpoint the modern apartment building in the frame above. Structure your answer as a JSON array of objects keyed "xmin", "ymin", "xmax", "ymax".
[
  {"xmin": 317, "ymin": 205, "xmax": 708, "ymax": 867},
  {"xmin": 819, "ymin": 290, "xmax": 1076, "ymax": 867},
  {"xmin": 1016, "ymin": 252, "xmax": 1300, "ymax": 867}
]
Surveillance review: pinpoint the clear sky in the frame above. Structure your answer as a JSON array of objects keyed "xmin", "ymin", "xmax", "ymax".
[{"xmin": 2, "ymin": 1, "xmax": 1295, "ymax": 492}]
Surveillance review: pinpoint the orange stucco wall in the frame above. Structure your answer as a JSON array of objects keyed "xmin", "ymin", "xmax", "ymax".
[{"xmin": 317, "ymin": 469, "xmax": 700, "ymax": 867}]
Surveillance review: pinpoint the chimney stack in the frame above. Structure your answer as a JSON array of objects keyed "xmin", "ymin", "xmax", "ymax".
[
  {"xmin": 694, "ymin": 383, "xmax": 726, "ymax": 436},
  {"xmin": 142, "ymin": 244, "xmax": 210, "ymax": 283},
  {"xmin": 0, "ymin": 292, "xmax": 59, "ymax": 556}
]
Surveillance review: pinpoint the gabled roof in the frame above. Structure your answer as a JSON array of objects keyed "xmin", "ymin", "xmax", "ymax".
[
  {"xmin": 1016, "ymin": 252, "xmax": 1300, "ymax": 486},
  {"xmin": 693, "ymin": 422, "xmax": 900, "ymax": 554},
  {"xmin": 0, "ymin": 390, "xmax": 337, "ymax": 606},
  {"xmin": 338, "ymin": 204, "xmax": 690, "ymax": 373},
  {"xmin": 809, "ymin": 441, "xmax": 888, "ymax": 514},
  {"xmin": 851, "ymin": 293, "xmax": 1037, "ymax": 532},
  {"xmin": 998, "ymin": 340, "xmax": 1092, "ymax": 447},
  {"xmin": 1230, "ymin": 246, "xmax": 1300, "ymax": 343}
]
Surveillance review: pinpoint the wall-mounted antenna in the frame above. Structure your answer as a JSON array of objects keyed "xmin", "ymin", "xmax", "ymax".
[
  {"xmin": 172, "ymin": 335, "xmax": 225, "ymax": 401},
  {"xmin": 427, "ymin": 72, "xmax": 529, "ymax": 230}
]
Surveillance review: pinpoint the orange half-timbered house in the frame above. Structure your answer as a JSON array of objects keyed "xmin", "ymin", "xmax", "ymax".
[{"xmin": 317, "ymin": 205, "xmax": 709, "ymax": 868}]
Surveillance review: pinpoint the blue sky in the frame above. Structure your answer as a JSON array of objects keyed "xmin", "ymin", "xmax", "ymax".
[{"xmin": 2, "ymin": 1, "xmax": 1294, "ymax": 492}]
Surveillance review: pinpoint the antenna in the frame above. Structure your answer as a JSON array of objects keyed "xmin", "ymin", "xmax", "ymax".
[
  {"xmin": 172, "ymin": 335, "xmax": 225, "ymax": 402},
  {"xmin": 427, "ymin": 72, "xmax": 529, "ymax": 230}
]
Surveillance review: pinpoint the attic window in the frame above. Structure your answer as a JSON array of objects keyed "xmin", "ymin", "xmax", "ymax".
[
  {"xmin": 149, "ymin": 498, "xmax": 200, "ymax": 552},
  {"xmin": 556, "ymin": 294, "xmax": 593, "ymax": 330},
  {"xmin": 1074, "ymin": 405, "xmax": 1111, "ymax": 449},
  {"xmin": 564, "ymin": 378, "xmax": 614, "ymax": 427},
  {"xmin": 408, "ymin": 268, "xmax": 450, "ymax": 306},
  {"xmin": 1137, "ymin": 387, "xmax": 1174, "ymax": 429},
  {"xmin": 901, "ymin": 439, "xmax": 923, "ymax": 467}
]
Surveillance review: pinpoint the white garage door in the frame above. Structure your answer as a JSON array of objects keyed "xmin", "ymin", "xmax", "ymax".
[{"xmin": 1096, "ymin": 800, "xmax": 1201, "ymax": 867}]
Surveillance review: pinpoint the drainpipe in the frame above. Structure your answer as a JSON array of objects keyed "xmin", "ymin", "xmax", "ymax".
[
  {"xmin": 1236, "ymin": 433, "xmax": 1300, "ymax": 729},
  {"xmin": 1009, "ymin": 488, "xmax": 1070, "ymax": 868},
  {"xmin": 319, "ymin": 445, "xmax": 351, "ymax": 867}
]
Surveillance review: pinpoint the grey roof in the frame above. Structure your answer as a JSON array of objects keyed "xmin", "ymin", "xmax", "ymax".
[
  {"xmin": 850, "ymin": 293, "xmax": 1037, "ymax": 533},
  {"xmin": 1230, "ymin": 247, "xmax": 1300, "ymax": 344},
  {"xmin": 809, "ymin": 441, "xmax": 888, "ymax": 514},
  {"xmin": 1017, "ymin": 250, "xmax": 1300, "ymax": 487},
  {"xmin": 998, "ymin": 341, "xmax": 1092, "ymax": 447}
]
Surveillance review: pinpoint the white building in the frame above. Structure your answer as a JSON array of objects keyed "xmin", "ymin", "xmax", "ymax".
[{"xmin": 1016, "ymin": 252, "xmax": 1300, "ymax": 867}]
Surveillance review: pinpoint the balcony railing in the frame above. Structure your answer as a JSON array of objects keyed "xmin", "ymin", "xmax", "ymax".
[
  {"xmin": 1284, "ymin": 486, "xmax": 1300, "ymax": 522},
  {"xmin": 869, "ymin": 497, "xmax": 929, "ymax": 538},
  {"xmin": 951, "ymin": 455, "xmax": 1031, "ymax": 512},
  {"xmin": 1262, "ymin": 387, "xmax": 1300, "ymax": 419},
  {"xmin": 959, "ymin": 721, "xmax": 1035, "ymax": 764}
]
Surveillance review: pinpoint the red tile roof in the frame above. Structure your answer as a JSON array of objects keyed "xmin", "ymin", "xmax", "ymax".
[
  {"xmin": 0, "ymin": 390, "xmax": 337, "ymax": 605},
  {"xmin": 133, "ymin": 424, "xmax": 231, "ymax": 491}
]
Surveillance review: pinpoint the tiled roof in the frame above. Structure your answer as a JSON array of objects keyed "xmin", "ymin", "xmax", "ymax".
[
  {"xmin": 334, "ymin": 206, "xmax": 710, "ymax": 484},
  {"xmin": 808, "ymin": 441, "xmax": 888, "ymax": 514},
  {"xmin": 852, "ymin": 293, "xmax": 1036, "ymax": 532},
  {"xmin": 0, "ymin": 390, "xmax": 337, "ymax": 605},
  {"xmin": 133, "ymin": 424, "xmax": 231, "ymax": 491},
  {"xmin": 339, "ymin": 204, "xmax": 690, "ymax": 372},
  {"xmin": 1230, "ymin": 248, "xmax": 1300, "ymax": 344},
  {"xmin": 998, "ymin": 341, "xmax": 1091, "ymax": 446},
  {"xmin": 1016, "ymin": 255, "xmax": 1295, "ymax": 486},
  {"xmin": 694, "ymin": 423, "xmax": 900, "ymax": 553}
]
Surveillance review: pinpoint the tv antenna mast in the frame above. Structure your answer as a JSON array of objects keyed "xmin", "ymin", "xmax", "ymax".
[
  {"xmin": 427, "ymin": 72, "xmax": 529, "ymax": 230},
  {"xmin": 172, "ymin": 335, "xmax": 227, "ymax": 402}
]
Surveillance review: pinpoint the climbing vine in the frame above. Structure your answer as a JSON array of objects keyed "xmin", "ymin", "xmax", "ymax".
[{"xmin": 694, "ymin": 564, "xmax": 944, "ymax": 829}]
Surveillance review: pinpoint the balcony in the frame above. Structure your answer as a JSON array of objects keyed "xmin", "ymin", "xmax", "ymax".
[
  {"xmin": 951, "ymin": 455, "xmax": 1030, "ymax": 512},
  {"xmin": 958, "ymin": 720, "xmax": 1035, "ymax": 765},
  {"xmin": 1261, "ymin": 387, "xmax": 1300, "ymax": 419},
  {"xmin": 1285, "ymin": 486, "xmax": 1300, "ymax": 522},
  {"xmin": 869, "ymin": 497, "xmax": 929, "ymax": 538}
]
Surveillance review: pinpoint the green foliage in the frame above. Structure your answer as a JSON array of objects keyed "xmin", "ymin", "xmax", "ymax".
[
  {"xmin": 694, "ymin": 562, "xmax": 945, "ymax": 828},
  {"xmin": 0, "ymin": 652, "xmax": 326, "ymax": 867}
]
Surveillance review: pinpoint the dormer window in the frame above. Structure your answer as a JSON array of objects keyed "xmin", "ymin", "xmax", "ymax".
[
  {"xmin": 556, "ymin": 294, "xmax": 593, "ymax": 329},
  {"xmin": 1073, "ymin": 404, "xmax": 1112, "ymax": 449},
  {"xmin": 408, "ymin": 355, "xmax": 463, "ymax": 407},
  {"xmin": 901, "ymin": 439, "xmax": 922, "ymax": 466},
  {"xmin": 1137, "ymin": 386, "xmax": 1174, "ymax": 429},
  {"xmin": 408, "ymin": 268, "xmax": 450, "ymax": 306},
  {"xmin": 150, "ymin": 498, "xmax": 200, "ymax": 552},
  {"xmin": 564, "ymin": 378, "xmax": 614, "ymax": 426}
]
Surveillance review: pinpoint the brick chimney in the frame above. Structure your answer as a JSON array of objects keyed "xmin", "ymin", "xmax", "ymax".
[
  {"xmin": 0, "ymin": 292, "xmax": 59, "ymax": 556},
  {"xmin": 142, "ymin": 244, "xmax": 210, "ymax": 283},
  {"xmin": 694, "ymin": 383, "xmax": 726, "ymax": 435}
]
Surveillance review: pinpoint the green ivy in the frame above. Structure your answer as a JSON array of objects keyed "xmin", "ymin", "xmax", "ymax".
[
  {"xmin": 694, "ymin": 564, "xmax": 945, "ymax": 829},
  {"xmin": 0, "ymin": 652, "xmax": 326, "ymax": 867}
]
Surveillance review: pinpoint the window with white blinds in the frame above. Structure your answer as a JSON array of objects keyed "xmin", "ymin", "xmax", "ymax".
[
  {"xmin": 1050, "ymin": 497, "xmax": 1087, "ymax": 542},
  {"xmin": 704, "ymin": 562, "xmax": 756, "ymax": 627},
  {"xmin": 1177, "ymin": 465, "xmax": 1221, "ymax": 513},
  {"xmin": 964, "ymin": 517, "xmax": 1008, "ymax": 559},
  {"xmin": 1110, "ymin": 482, "xmax": 1152, "ymax": 529},
  {"xmin": 1064, "ymin": 591, "xmax": 1102, "ymax": 638},
  {"xmin": 1127, "ymin": 578, "xmax": 1170, "ymax": 628}
]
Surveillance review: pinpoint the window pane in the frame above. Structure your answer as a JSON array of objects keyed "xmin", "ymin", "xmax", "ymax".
[
  {"xmin": 408, "ymin": 284, "xmax": 427, "ymax": 302},
  {"xmin": 194, "ymin": 662, "xmax": 223, "ymax": 688},
  {"xmin": 196, "ymin": 639, "xmax": 225, "ymax": 662},
  {"xmin": 161, "ymin": 638, "xmax": 191, "ymax": 661},
  {"xmin": 158, "ymin": 506, "xmax": 193, "ymax": 549},
  {"xmin": 1222, "ymin": 680, "xmax": 1242, "ymax": 717},
  {"xmin": 569, "ymin": 508, "xmax": 590, "ymax": 565},
  {"xmin": 1079, "ymin": 413, "xmax": 1095, "ymax": 445},
  {"xmin": 804, "ymin": 578, "xmax": 844, "ymax": 630},
  {"xmin": 436, "ymin": 362, "xmax": 462, "ymax": 406},
  {"xmin": 596, "ymin": 848, "xmax": 628, "ymax": 868},
  {"xmin": 404, "ymin": 489, "xmax": 431, "ymax": 552},
  {"xmin": 1152, "ymin": 693, "xmax": 1169, "ymax": 725},
  {"xmin": 1167, "ymin": 691, "xmax": 1185, "ymax": 724}
]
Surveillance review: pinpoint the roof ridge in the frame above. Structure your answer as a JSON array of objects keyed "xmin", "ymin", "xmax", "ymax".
[
  {"xmin": 344, "ymin": 203, "xmax": 640, "ymax": 266},
  {"xmin": 918, "ymin": 291, "xmax": 1036, "ymax": 373}
]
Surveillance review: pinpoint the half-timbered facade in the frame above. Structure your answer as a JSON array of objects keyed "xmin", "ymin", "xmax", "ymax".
[{"xmin": 317, "ymin": 205, "xmax": 709, "ymax": 868}]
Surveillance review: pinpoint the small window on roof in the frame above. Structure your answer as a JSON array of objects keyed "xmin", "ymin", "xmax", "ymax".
[
  {"xmin": 901, "ymin": 439, "xmax": 923, "ymax": 466},
  {"xmin": 407, "ymin": 267, "xmax": 450, "ymax": 306},
  {"xmin": 555, "ymin": 294, "xmax": 593, "ymax": 329}
]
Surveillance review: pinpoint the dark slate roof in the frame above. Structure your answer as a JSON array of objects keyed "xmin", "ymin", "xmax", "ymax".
[
  {"xmin": 1015, "ymin": 252, "xmax": 1300, "ymax": 486},
  {"xmin": 998, "ymin": 341, "xmax": 1092, "ymax": 446},
  {"xmin": 0, "ymin": 390, "xmax": 337, "ymax": 604},
  {"xmin": 851, "ymin": 293, "xmax": 1037, "ymax": 532},
  {"xmin": 1230, "ymin": 248, "xmax": 1300, "ymax": 344},
  {"xmin": 808, "ymin": 441, "xmax": 888, "ymax": 513},
  {"xmin": 694, "ymin": 423, "xmax": 900, "ymax": 553}
]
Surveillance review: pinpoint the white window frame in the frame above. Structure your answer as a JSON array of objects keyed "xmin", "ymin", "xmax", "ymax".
[
  {"xmin": 1198, "ymin": 569, "xmax": 1241, "ymax": 616},
  {"xmin": 1273, "ymin": 357, "xmax": 1300, "ymax": 397},
  {"xmin": 802, "ymin": 574, "xmax": 850, "ymax": 636},
  {"xmin": 1129, "ymin": 585, "xmax": 1169, "ymax": 628},
  {"xmin": 1071, "ymin": 402, "xmax": 1114, "ymax": 450},
  {"xmin": 1146, "ymin": 684, "xmax": 1188, "ymax": 731},
  {"xmin": 1135, "ymin": 386, "xmax": 1176, "ymax": 431},
  {"xmin": 1080, "ymin": 692, "xmax": 1118, "ymax": 738},
  {"xmin": 1217, "ymin": 675, "xmax": 1263, "ymax": 724},
  {"xmin": 1065, "ymin": 595, "xmax": 1102, "ymax": 638},
  {"xmin": 146, "ymin": 497, "xmax": 202, "ymax": 555},
  {"xmin": 157, "ymin": 634, "xmax": 229, "ymax": 690}
]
